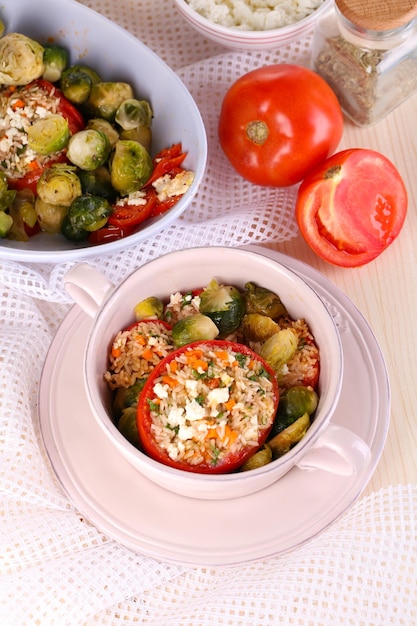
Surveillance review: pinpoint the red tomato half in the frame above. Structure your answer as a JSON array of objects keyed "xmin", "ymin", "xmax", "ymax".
[
  {"xmin": 108, "ymin": 189, "xmax": 157, "ymax": 228},
  {"xmin": 295, "ymin": 148, "xmax": 408, "ymax": 267},
  {"xmin": 137, "ymin": 340, "xmax": 279, "ymax": 474},
  {"xmin": 218, "ymin": 64, "xmax": 344, "ymax": 187}
]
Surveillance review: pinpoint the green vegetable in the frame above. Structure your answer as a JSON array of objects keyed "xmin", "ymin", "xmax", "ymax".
[
  {"xmin": 67, "ymin": 129, "xmax": 111, "ymax": 171},
  {"xmin": 240, "ymin": 313, "xmax": 280, "ymax": 342},
  {"xmin": 278, "ymin": 385, "xmax": 318, "ymax": 423},
  {"xmin": 117, "ymin": 407, "xmax": 141, "ymax": 448},
  {"xmin": 115, "ymin": 99, "xmax": 153, "ymax": 151},
  {"xmin": 240, "ymin": 444, "xmax": 272, "ymax": 471},
  {"xmin": 113, "ymin": 378, "xmax": 146, "ymax": 418},
  {"xmin": 77, "ymin": 166, "xmax": 117, "ymax": 202},
  {"xmin": 134, "ymin": 296, "xmax": 164, "ymax": 321},
  {"xmin": 172, "ymin": 313, "xmax": 219, "ymax": 348},
  {"xmin": 87, "ymin": 81, "xmax": 134, "ymax": 120},
  {"xmin": 259, "ymin": 327, "xmax": 298, "ymax": 374},
  {"xmin": 0, "ymin": 172, "xmax": 16, "ymax": 211},
  {"xmin": 61, "ymin": 195, "xmax": 112, "ymax": 240},
  {"xmin": 6, "ymin": 190, "xmax": 36, "ymax": 241},
  {"xmin": 0, "ymin": 33, "xmax": 44, "ymax": 85},
  {"xmin": 60, "ymin": 64, "xmax": 101, "ymax": 104},
  {"xmin": 267, "ymin": 413, "xmax": 310, "ymax": 458},
  {"xmin": 42, "ymin": 43, "xmax": 68, "ymax": 82},
  {"xmin": 0, "ymin": 211, "xmax": 13, "ymax": 237},
  {"xmin": 35, "ymin": 198, "xmax": 69, "ymax": 234},
  {"xmin": 199, "ymin": 278, "xmax": 245, "ymax": 336},
  {"xmin": 110, "ymin": 139, "xmax": 153, "ymax": 195},
  {"xmin": 26, "ymin": 114, "xmax": 70, "ymax": 155},
  {"xmin": 36, "ymin": 164, "xmax": 82, "ymax": 206},
  {"xmin": 244, "ymin": 282, "xmax": 288, "ymax": 320},
  {"xmin": 86, "ymin": 118, "xmax": 119, "ymax": 147}
]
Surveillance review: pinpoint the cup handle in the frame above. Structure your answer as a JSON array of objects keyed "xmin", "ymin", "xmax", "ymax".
[
  {"xmin": 295, "ymin": 424, "xmax": 372, "ymax": 477},
  {"xmin": 63, "ymin": 263, "xmax": 114, "ymax": 318}
]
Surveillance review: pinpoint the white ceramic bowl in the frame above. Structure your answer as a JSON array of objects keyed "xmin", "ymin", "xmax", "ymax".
[
  {"xmin": 173, "ymin": 0, "xmax": 331, "ymax": 50},
  {"xmin": 63, "ymin": 247, "xmax": 372, "ymax": 500},
  {"xmin": 0, "ymin": 0, "xmax": 207, "ymax": 263}
]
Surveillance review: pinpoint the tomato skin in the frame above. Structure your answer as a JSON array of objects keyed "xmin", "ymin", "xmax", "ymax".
[
  {"xmin": 137, "ymin": 340, "xmax": 279, "ymax": 474},
  {"xmin": 108, "ymin": 189, "xmax": 157, "ymax": 228},
  {"xmin": 295, "ymin": 148, "xmax": 408, "ymax": 267},
  {"xmin": 218, "ymin": 64, "xmax": 344, "ymax": 187}
]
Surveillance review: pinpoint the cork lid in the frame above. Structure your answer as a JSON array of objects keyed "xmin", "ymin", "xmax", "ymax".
[{"xmin": 335, "ymin": 0, "xmax": 417, "ymax": 31}]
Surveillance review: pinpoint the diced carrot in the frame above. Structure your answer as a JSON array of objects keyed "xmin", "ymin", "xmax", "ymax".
[
  {"xmin": 12, "ymin": 99, "xmax": 25, "ymax": 110},
  {"xmin": 214, "ymin": 350, "xmax": 229, "ymax": 362},
  {"xmin": 27, "ymin": 161, "xmax": 40, "ymax": 171},
  {"xmin": 162, "ymin": 374, "xmax": 178, "ymax": 388},
  {"xmin": 168, "ymin": 359, "xmax": 178, "ymax": 373},
  {"xmin": 135, "ymin": 335, "xmax": 147, "ymax": 345},
  {"xmin": 224, "ymin": 398, "xmax": 236, "ymax": 412},
  {"xmin": 189, "ymin": 358, "xmax": 208, "ymax": 371},
  {"xmin": 142, "ymin": 347, "xmax": 154, "ymax": 361},
  {"xmin": 111, "ymin": 346, "xmax": 121, "ymax": 358},
  {"xmin": 206, "ymin": 428, "xmax": 218, "ymax": 439},
  {"xmin": 223, "ymin": 424, "xmax": 238, "ymax": 445}
]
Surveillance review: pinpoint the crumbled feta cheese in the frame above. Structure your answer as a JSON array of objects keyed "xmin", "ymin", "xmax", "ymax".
[
  {"xmin": 153, "ymin": 170, "xmax": 194, "ymax": 202},
  {"xmin": 185, "ymin": 399, "xmax": 206, "ymax": 421},
  {"xmin": 153, "ymin": 382, "xmax": 169, "ymax": 399}
]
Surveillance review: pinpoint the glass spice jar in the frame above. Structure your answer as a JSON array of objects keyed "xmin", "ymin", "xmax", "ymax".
[{"xmin": 311, "ymin": 0, "xmax": 417, "ymax": 126}]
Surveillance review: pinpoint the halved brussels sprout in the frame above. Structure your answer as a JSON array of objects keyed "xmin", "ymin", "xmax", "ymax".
[
  {"xmin": 199, "ymin": 278, "xmax": 245, "ymax": 336},
  {"xmin": 0, "ymin": 172, "xmax": 16, "ymax": 211},
  {"xmin": 267, "ymin": 413, "xmax": 310, "ymax": 458},
  {"xmin": 110, "ymin": 140, "xmax": 153, "ymax": 195},
  {"xmin": 35, "ymin": 198, "xmax": 69, "ymax": 234},
  {"xmin": 67, "ymin": 129, "xmax": 111, "ymax": 171},
  {"xmin": 36, "ymin": 164, "xmax": 82, "ymax": 206},
  {"xmin": 240, "ymin": 313, "xmax": 280, "ymax": 342},
  {"xmin": 6, "ymin": 190, "xmax": 36, "ymax": 241},
  {"xmin": 134, "ymin": 297, "xmax": 164, "ymax": 321},
  {"xmin": 259, "ymin": 327, "xmax": 298, "ymax": 374},
  {"xmin": 240, "ymin": 444, "xmax": 272, "ymax": 471},
  {"xmin": 77, "ymin": 166, "xmax": 117, "ymax": 202},
  {"xmin": 0, "ymin": 211, "xmax": 13, "ymax": 238},
  {"xmin": 0, "ymin": 33, "xmax": 44, "ymax": 85},
  {"xmin": 42, "ymin": 43, "xmax": 69, "ymax": 82},
  {"xmin": 60, "ymin": 64, "xmax": 101, "ymax": 104},
  {"xmin": 172, "ymin": 314, "xmax": 219, "ymax": 348},
  {"xmin": 27, "ymin": 114, "xmax": 70, "ymax": 155},
  {"xmin": 61, "ymin": 194, "xmax": 112, "ymax": 241},
  {"xmin": 115, "ymin": 99, "xmax": 153, "ymax": 131},
  {"xmin": 87, "ymin": 82, "xmax": 134, "ymax": 120},
  {"xmin": 278, "ymin": 385, "xmax": 319, "ymax": 423},
  {"xmin": 117, "ymin": 407, "xmax": 141, "ymax": 448},
  {"xmin": 113, "ymin": 378, "xmax": 147, "ymax": 418},
  {"xmin": 244, "ymin": 282, "xmax": 288, "ymax": 320},
  {"xmin": 86, "ymin": 118, "xmax": 119, "ymax": 147}
]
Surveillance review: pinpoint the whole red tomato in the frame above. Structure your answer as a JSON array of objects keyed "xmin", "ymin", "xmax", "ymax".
[
  {"xmin": 218, "ymin": 64, "xmax": 344, "ymax": 187},
  {"xmin": 295, "ymin": 148, "xmax": 408, "ymax": 267}
]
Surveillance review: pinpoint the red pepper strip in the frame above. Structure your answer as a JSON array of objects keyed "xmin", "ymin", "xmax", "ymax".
[
  {"xmin": 150, "ymin": 195, "xmax": 180, "ymax": 217},
  {"xmin": 108, "ymin": 190, "xmax": 157, "ymax": 228},
  {"xmin": 144, "ymin": 149, "xmax": 187, "ymax": 187}
]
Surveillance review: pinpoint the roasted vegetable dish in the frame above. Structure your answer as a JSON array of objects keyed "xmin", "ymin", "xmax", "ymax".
[
  {"xmin": 0, "ymin": 30, "xmax": 194, "ymax": 243},
  {"xmin": 104, "ymin": 279, "xmax": 320, "ymax": 474}
]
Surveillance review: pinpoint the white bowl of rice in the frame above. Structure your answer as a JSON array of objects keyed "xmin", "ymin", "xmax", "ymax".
[
  {"xmin": 64, "ymin": 247, "xmax": 372, "ymax": 500},
  {"xmin": 173, "ymin": 0, "xmax": 332, "ymax": 50}
]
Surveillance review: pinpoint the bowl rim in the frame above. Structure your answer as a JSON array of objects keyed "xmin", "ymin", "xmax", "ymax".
[{"xmin": 84, "ymin": 246, "xmax": 344, "ymax": 486}]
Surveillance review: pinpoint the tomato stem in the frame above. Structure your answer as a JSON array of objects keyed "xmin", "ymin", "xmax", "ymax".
[{"xmin": 245, "ymin": 120, "xmax": 269, "ymax": 145}]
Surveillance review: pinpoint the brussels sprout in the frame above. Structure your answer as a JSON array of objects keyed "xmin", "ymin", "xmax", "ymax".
[
  {"xmin": 7, "ymin": 190, "xmax": 36, "ymax": 241},
  {"xmin": 110, "ymin": 139, "xmax": 153, "ymax": 195},
  {"xmin": 240, "ymin": 444, "xmax": 272, "ymax": 471},
  {"xmin": 117, "ymin": 407, "xmax": 141, "ymax": 448},
  {"xmin": 67, "ymin": 129, "xmax": 111, "ymax": 171},
  {"xmin": 278, "ymin": 385, "xmax": 319, "ymax": 423},
  {"xmin": 87, "ymin": 82, "xmax": 134, "ymax": 121},
  {"xmin": 119, "ymin": 125, "xmax": 152, "ymax": 152},
  {"xmin": 86, "ymin": 118, "xmax": 119, "ymax": 147},
  {"xmin": 172, "ymin": 314, "xmax": 219, "ymax": 348},
  {"xmin": 60, "ymin": 64, "xmax": 101, "ymax": 104},
  {"xmin": 199, "ymin": 278, "xmax": 245, "ymax": 336},
  {"xmin": 42, "ymin": 43, "xmax": 69, "ymax": 82},
  {"xmin": 0, "ymin": 33, "xmax": 44, "ymax": 85},
  {"xmin": 113, "ymin": 378, "xmax": 147, "ymax": 418},
  {"xmin": 240, "ymin": 313, "xmax": 280, "ymax": 342},
  {"xmin": 244, "ymin": 282, "xmax": 288, "ymax": 320},
  {"xmin": 27, "ymin": 114, "xmax": 70, "ymax": 155},
  {"xmin": 259, "ymin": 328, "xmax": 298, "ymax": 374},
  {"xmin": 115, "ymin": 99, "xmax": 153, "ymax": 131},
  {"xmin": 36, "ymin": 164, "xmax": 81, "ymax": 206},
  {"xmin": 267, "ymin": 413, "xmax": 310, "ymax": 458},
  {"xmin": 0, "ymin": 211, "xmax": 13, "ymax": 238},
  {"xmin": 0, "ymin": 172, "xmax": 16, "ymax": 211},
  {"xmin": 78, "ymin": 166, "xmax": 117, "ymax": 202},
  {"xmin": 35, "ymin": 197, "xmax": 69, "ymax": 234},
  {"xmin": 62, "ymin": 194, "xmax": 112, "ymax": 241},
  {"xmin": 134, "ymin": 296, "xmax": 164, "ymax": 321}
]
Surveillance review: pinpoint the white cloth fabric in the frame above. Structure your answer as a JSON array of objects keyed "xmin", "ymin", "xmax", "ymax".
[{"xmin": 1, "ymin": 1, "xmax": 416, "ymax": 625}]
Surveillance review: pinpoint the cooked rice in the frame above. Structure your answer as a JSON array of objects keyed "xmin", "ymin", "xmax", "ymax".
[
  {"xmin": 104, "ymin": 320, "xmax": 173, "ymax": 390},
  {"xmin": 0, "ymin": 82, "xmax": 62, "ymax": 180},
  {"xmin": 147, "ymin": 343, "xmax": 276, "ymax": 467},
  {"xmin": 163, "ymin": 291, "xmax": 201, "ymax": 325}
]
